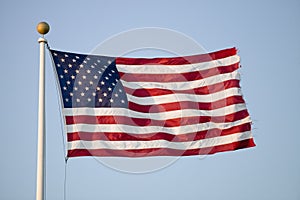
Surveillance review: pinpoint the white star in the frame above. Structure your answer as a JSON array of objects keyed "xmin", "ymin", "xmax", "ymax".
[
  {"xmin": 64, "ymin": 54, "xmax": 69, "ymax": 57},
  {"xmin": 108, "ymin": 73, "xmax": 112, "ymax": 76},
  {"xmin": 87, "ymin": 69, "xmax": 91, "ymax": 73},
  {"xmin": 101, "ymin": 81, "xmax": 105, "ymax": 85},
  {"xmin": 66, "ymin": 81, "xmax": 71, "ymax": 85},
  {"xmin": 114, "ymin": 93, "xmax": 118, "ymax": 97},
  {"xmin": 108, "ymin": 87, "xmax": 112, "ymax": 91},
  {"xmin": 107, "ymin": 60, "xmax": 112, "ymax": 64},
  {"xmin": 64, "ymin": 69, "xmax": 68, "ymax": 74},
  {"xmin": 76, "ymin": 98, "xmax": 80, "ymax": 102},
  {"xmin": 89, "ymin": 81, "xmax": 93, "ymax": 85},
  {"xmin": 72, "ymin": 59, "xmax": 76, "ymax": 63},
  {"xmin": 110, "ymin": 99, "xmax": 113, "ymax": 103},
  {"xmin": 121, "ymin": 99, "xmax": 125, "ymax": 103},
  {"xmin": 105, "ymin": 77, "xmax": 109, "ymax": 80},
  {"xmin": 119, "ymin": 89, "xmax": 122, "ymax": 93},
  {"xmin": 75, "ymin": 56, "xmax": 79, "ymax": 59},
  {"xmin": 94, "ymin": 63, "xmax": 97, "ymax": 66},
  {"xmin": 115, "ymin": 79, "xmax": 119, "ymax": 82},
  {"xmin": 111, "ymin": 70, "xmax": 115, "ymax": 73},
  {"xmin": 70, "ymin": 92, "xmax": 73, "ymax": 96},
  {"xmin": 87, "ymin": 98, "xmax": 91, "ymax": 102},
  {"xmin": 63, "ymin": 86, "xmax": 67, "ymax": 90},
  {"xmin": 83, "ymin": 60, "xmax": 87, "ymax": 64},
  {"xmin": 87, "ymin": 57, "xmax": 90, "ymax": 60},
  {"xmin": 98, "ymin": 71, "xmax": 102, "ymax": 74},
  {"xmin": 91, "ymin": 65, "xmax": 95, "ymax": 69},
  {"xmin": 97, "ymin": 60, "xmax": 101, "ymax": 63},
  {"xmin": 96, "ymin": 87, "xmax": 101, "ymax": 91},
  {"xmin": 57, "ymin": 64, "xmax": 61, "ymax": 67},
  {"xmin": 71, "ymin": 75, "xmax": 75, "ymax": 79},
  {"xmin": 78, "ymin": 81, "xmax": 82, "ymax": 85},
  {"xmin": 75, "ymin": 70, "xmax": 79, "ymax": 74},
  {"xmin": 92, "ymin": 92, "xmax": 96, "ymax": 96},
  {"xmin": 79, "ymin": 64, "xmax": 84, "ymax": 68},
  {"xmin": 53, "ymin": 53, "xmax": 57, "ymax": 56},
  {"xmin": 74, "ymin": 87, "xmax": 78, "ymax": 91},
  {"xmin": 85, "ymin": 87, "xmax": 89, "ymax": 91},
  {"xmin": 60, "ymin": 75, "xmax": 64, "ymax": 79},
  {"xmin": 94, "ymin": 75, "xmax": 98, "ymax": 79},
  {"xmin": 68, "ymin": 64, "xmax": 72, "ymax": 68},
  {"xmin": 103, "ymin": 92, "xmax": 107, "ymax": 97},
  {"xmin": 112, "ymin": 83, "xmax": 115, "ymax": 86},
  {"xmin": 65, "ymin": 98, "xmax": 69, "ymax": 102},
  {"xmin": 98, "ymin": 98, "xmax": 102, "ymax": 102},
  {"xmin": 82, "ymin": 75, "xmax": 86, "ymax": 80},
  {"xmin": 81, "ymin": 92, "xmax": 85, "ymax": 96},
  {"xmin": 61, "ymin": 58, "xmax": 65, "ymax": 62}
]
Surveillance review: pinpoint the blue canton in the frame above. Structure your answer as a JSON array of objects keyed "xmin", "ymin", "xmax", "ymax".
[{"xmin": 50, "ymin": 50, "xmax": 128, "ymax": 108}]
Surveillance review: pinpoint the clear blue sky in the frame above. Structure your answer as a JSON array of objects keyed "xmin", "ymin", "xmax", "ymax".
[{"xmin": 1, "ymin": 0, "xmax": 299, "ymax": 199}]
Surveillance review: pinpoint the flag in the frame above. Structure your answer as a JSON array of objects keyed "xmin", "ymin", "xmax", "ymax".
[{"xmin": 50, "ymin": 47, "xmax": 255, "ymax": 158}]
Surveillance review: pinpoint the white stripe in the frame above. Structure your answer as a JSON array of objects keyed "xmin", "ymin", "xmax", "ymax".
[
  {"xmin": 66, "ymin": 115, "xmax": 251, "ymax": 135},
  {"xmin": 67, "ymin": 131, "xmax": 252, "ymax": 150},
  {"xmin": 127, "ymin": 87, "xmax": 241, "ymax": 105},
  {"xmin": 63, "ymin": 103, "xmax": 247, "ymax": 119},
  {"xmin": 121, "ymin": 71, "xmax": 240, "ymax": 90},
  {"xmin": 117, "ymin": 55, "xmax": 240, "ymax": 74}
]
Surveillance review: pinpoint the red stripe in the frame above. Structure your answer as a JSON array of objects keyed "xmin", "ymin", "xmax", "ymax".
[
  {"xmin": 124, "ymin": 79, "xmax": 240, "ymax": 97},
  {"xmin": 67, "ymin": 138, "xmax": 255, "ymax": 157},
  {"xmin": 119, "ymin": 63, "xmax": 239, "ymax": 82},
  {"xmin": 116, "ymin": 47, "xmax": 237, "ymax": 65},
  {"xmin": 65, "ymin": 109, "xmax": 249, "ymax": 127},
  {"xmin": 67, "ymin": 122, "xmax": 251, "ymax": 142},
  {"xmin": 128, "ymin": 96, "xmax": 245, "ymax": 113}
]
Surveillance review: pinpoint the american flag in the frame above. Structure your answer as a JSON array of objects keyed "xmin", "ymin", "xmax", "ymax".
[{"xmin": 50, "ymin": 47, "xmax": 255, "ymax": 158}]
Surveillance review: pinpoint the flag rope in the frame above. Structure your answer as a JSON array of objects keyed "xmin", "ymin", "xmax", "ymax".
[
  {"xmin": 63, "ymin": 161, "xmax": 68, "ymax": 200},
  {"xmin": 48, "ymin": 45, "xmax": 69, "ymax": 200}
]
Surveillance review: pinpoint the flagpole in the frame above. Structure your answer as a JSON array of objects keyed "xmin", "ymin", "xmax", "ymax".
[{"xmin": 36, "ymin": 22, "xmax": 50, "ymax": 200}]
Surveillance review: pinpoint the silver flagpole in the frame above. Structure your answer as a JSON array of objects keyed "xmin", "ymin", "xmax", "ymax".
[{"xmin": 36, "ymin": 22, "xmax": 50, "ymax": 200}]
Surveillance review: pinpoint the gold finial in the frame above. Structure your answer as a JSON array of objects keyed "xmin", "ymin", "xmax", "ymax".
[{"xmin": 37, "ymin": 22, "xmax": 50, "ymax": 35}]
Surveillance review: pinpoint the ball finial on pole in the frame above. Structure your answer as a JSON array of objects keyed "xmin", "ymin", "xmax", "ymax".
[{"xmin": 37, "ymin": 22, "xmax": 50, "ymax": 35}]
